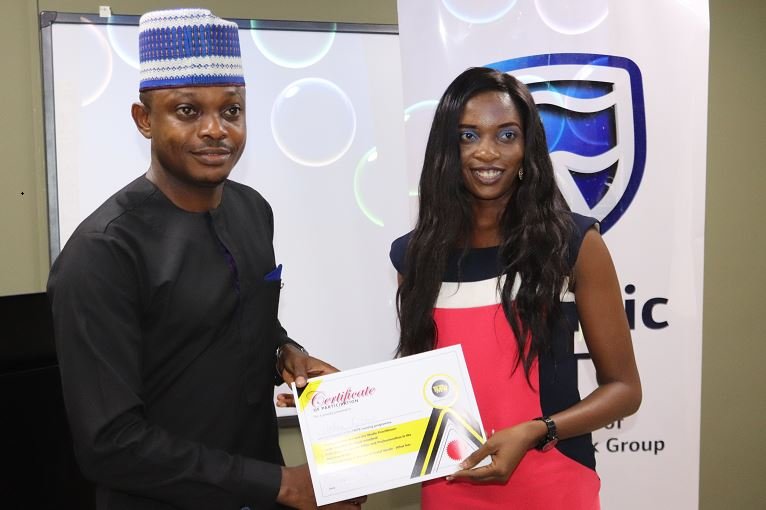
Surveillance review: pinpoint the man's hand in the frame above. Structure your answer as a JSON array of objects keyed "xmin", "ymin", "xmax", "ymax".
[
  {"xmin": 275, "ymin": 392, "xmax": 296, "ymax": 408},
  {"xmin": 321, "ymin": 496, "xmax": 368, "ymax": 509},
  {"xmin": 277, "ymin": 464, "xmax": 366, "ymax": 509},
  {"xmin": 277, "ymin": 465, "xmax": 315, "ymax": 509},
  {"xmin": 278, "ymin": 344, "xmax": 339, "ymax": 391}
]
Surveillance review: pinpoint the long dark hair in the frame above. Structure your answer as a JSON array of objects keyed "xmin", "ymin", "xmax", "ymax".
[{"xmin": 396, "ymin": 67, "xmax": 575, "ymax": 377}]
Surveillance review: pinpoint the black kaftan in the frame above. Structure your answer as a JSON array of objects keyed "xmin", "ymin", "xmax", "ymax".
[{"xmin": 48, "ymin": 176, "xmax": 297, "ymax": 509}]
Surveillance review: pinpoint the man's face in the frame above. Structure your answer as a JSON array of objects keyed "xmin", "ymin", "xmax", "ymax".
[{"xmin": 137, "ymin": 86, "xmax": 246, "ymax": 188}]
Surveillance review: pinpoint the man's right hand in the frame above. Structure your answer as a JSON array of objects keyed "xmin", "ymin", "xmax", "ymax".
[{"xmin": 277, "ymin": 465, "xmax": 367, "ymax": 509}]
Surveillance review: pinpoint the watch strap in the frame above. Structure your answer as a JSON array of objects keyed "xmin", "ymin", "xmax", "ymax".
[
  {"xmin": 533, "ymin": 416, "xmax": 559, "ymax": 451},
  {"xmin": 275, "ymin": 342, "xmax": 308, "ymax": 382}
]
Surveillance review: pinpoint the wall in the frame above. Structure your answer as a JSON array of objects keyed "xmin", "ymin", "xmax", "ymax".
[
  {"xmin": 0, "ymin": 0, "xmax": 49, "ymax": 295},
  {"xmin": 700, "ymin": 1, "xmax": 766, "ymax": 509},
  {"xmin": 1, "ymin": 0, "xmax": 763, "ymax": 508}
]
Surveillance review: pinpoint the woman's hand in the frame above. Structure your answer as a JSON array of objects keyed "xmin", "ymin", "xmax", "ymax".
[{"xmin": 446, "ymin": 420, "xmax": 545, "ymax": 484}]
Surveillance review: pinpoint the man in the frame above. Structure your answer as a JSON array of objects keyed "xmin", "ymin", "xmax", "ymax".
[{"xmin": 48, "ymin": 9, "xmax": 363, "ymax": 509}]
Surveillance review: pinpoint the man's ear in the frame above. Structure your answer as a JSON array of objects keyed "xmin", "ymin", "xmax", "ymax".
[{"xmin": 131, "ymin": 102, "xmax": 152, "ymax": 139}]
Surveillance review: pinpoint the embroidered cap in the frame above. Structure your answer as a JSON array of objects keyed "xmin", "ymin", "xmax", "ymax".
[{"xmin": 138, "ymin": 8, "xmax": 245, "ymax": 91}]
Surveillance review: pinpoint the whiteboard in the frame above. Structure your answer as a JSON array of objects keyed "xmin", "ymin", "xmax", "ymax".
[{"xmin": 41, "ymin": 14, "xmax": 410, "ymax": 418}]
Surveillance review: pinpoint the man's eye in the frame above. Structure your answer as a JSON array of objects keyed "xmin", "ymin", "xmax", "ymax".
[
  {"xmin": 177, "ymin": 106, "xmax": 196, "ymax": 117},
  {"xmin": 225, "ymin": 105, "xmax": 242, "ymax": 117}
]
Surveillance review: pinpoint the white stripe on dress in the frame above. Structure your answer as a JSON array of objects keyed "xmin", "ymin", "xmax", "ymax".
[{"xmin": 435, "ymin": 275, "xmax": 574, "ymax": 309}]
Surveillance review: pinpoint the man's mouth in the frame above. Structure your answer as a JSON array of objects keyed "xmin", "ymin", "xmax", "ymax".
[{"xmin": 191, "ymin": 147, "xmax": 233, "ymax": 164}]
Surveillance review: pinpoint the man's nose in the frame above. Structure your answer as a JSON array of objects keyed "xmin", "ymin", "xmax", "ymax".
[{"xmin": 199, "ymin": 114, "xmax": 226, "ymax": 139}]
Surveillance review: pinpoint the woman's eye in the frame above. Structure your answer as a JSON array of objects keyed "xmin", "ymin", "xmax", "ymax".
[
  {"xmin": 499, "ymin": 130, "xmax": 516, "ymax": 141},
  {"xmin": 459, "ymin": 131, "xmax": 477, "ymax": 142}
]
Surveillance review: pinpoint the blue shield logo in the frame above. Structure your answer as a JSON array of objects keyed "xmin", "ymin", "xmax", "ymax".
[{"xmin": 488, "ymin": 54, "xmax": 646, "ymax": 232}]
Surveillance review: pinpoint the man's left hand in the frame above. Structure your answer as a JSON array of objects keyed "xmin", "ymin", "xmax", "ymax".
[{"xmin": 276, "ymin": 344, "xmax": 338, "ymax": 407}]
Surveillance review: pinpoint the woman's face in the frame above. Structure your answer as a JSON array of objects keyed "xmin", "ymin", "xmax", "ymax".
[{"xmin": 458, "ymin": 90, "xmax": 525, "ymax": 207}]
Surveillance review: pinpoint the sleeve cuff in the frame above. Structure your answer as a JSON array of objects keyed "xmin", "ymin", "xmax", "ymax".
[{"xmin": 238, "ymin": 458, "xmax": 282, "ymax": 508}]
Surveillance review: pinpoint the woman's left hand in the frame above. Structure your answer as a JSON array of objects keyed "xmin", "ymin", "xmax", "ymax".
[{"xmin": 447, "ymin": 420, "xmax": 544, "ymax": 484}]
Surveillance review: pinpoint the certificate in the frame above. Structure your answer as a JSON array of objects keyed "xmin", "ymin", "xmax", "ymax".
[{"xmin": 293, "ymin": 345, "xmax": 488, "ymax": 505}]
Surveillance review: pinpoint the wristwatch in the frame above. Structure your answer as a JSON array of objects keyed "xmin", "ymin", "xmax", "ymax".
[
  {"xmin": 533, "ymin": 416, "xmax": 559, "ymax": 452},
  {"xmin": 275, "ymin": 342, "xmax": 308, "ymax": 375}
]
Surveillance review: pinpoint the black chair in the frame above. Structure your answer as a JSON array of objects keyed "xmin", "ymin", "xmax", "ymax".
[{"xmin": 0, "ymin": 292, "xmax": 94, "ymax": 509}]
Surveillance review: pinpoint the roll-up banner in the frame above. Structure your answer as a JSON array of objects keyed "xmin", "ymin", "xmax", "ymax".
[{"xmin": 397, "ymin": 1, "xmax": 709, "ymax": 508}]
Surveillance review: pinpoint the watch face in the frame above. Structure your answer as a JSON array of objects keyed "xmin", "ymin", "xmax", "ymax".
[{"xmin": 540, "ymin": 437, "xmax": 559, "ymax": 452}]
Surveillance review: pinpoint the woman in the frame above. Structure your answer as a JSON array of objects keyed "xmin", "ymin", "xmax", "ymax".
[{"xmin": 390, "ymin": 67, "xmax": 641, "ymax": 509}]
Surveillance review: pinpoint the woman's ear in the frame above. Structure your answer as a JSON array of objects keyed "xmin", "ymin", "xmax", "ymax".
[{"xmin": 131, "ymin": 102, "xmax": 152, "ymax": 139}]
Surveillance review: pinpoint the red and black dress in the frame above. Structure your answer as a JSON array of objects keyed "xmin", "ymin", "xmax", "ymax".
[{"xmin": 390, "ymin": 213, "xmax": 600, "ymax": 510}]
